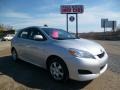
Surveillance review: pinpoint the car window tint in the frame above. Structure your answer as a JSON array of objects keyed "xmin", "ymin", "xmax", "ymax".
[
  {"xmin": 42, "ymin": 28, "xmax": 76, "ymax": 40},
  {"xmin": 29, "ymin": 30, "xmax": 42, "ymax": 40},
  {"xmin": 28, "ymin": 28, "xmax": 46, "ymax": 41},
  {"xmin": 19, "ymin": 30, "xmax": 29, "ymax": 39}
]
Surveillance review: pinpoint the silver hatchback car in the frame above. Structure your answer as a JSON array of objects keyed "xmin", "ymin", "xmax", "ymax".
[{"xmin": 11, "ymin": 26, "xmax": 108, "ymax": 81}]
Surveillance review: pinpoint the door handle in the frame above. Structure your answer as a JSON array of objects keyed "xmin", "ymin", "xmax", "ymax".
[
  {"xmin": 30, "ymin": 46, "xmax": 39, "ymax": 49},
  {"xmin": 25, "ymin": 45, "xmax": 38, "ymax": 49},
  {"xmin": 26, "ymin": 45, "xmax": 31, "ymax": 47}
]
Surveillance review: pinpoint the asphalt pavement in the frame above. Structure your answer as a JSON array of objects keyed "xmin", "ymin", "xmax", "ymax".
[{"xmin": 0, "ymin": 40, "xmax": 120, "ymax": 90}]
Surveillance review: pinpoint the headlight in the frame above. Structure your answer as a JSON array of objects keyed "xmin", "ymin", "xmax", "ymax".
[{"xmin": 68, "ymin": 49, "xmax": 95, "ymax": 59}]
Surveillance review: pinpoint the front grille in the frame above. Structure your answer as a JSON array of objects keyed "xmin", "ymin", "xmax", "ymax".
[{"xmin": 97, "ymin": 52, "xmax": 105, "ymax": 58}]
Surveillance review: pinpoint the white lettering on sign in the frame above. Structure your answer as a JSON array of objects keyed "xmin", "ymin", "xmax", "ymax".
[{"xmin": 61, "ymin": 5, "xmax": 84, "ymax": 14}]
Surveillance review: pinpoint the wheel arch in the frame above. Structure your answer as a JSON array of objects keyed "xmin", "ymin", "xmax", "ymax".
[
  {"xmin": 46, "ymin": 55, "xmax": 68, "ymax": 70},
  {"xmin": 46, "ymin": 55, "xmax": 69, "ymax": 81}
]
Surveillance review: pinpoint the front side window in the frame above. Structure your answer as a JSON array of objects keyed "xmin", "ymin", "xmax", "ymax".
[
  {"xmin": 28, "ymin": 28, "xmax": 46, "ymax": 41},
  {"xmin": 42, "ymin": 28, "xmax": 76, "ymax": 40}
]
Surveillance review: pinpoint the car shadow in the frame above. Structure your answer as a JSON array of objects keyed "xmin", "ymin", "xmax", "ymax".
[{"xmin": 0, "ymin": 55, "xmax": 92, "ymax": 90}]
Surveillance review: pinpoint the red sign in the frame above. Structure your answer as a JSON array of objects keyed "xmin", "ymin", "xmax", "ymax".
[{"xmin": 61, "ymin": 5, "xmax": 84, "ymax": 14}]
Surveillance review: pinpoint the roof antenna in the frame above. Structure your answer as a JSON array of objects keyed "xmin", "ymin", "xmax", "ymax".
[{"xmin": 44, "ymin": 24, "xmax": 48, "ymax": 27}]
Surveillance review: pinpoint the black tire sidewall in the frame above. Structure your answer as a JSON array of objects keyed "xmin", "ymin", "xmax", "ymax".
[
  {"xmin": 48, "ymin": 58, "xmax": 69, "ymax": 82},
  {"xmin": 12, "ymin": 49, "xmax": 18, "ymax": 61}
]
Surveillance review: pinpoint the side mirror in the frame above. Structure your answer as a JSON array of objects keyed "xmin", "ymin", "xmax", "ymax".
[{"xmin": 34, "ymin": 35, "xmax": 43, "ymax": 40}]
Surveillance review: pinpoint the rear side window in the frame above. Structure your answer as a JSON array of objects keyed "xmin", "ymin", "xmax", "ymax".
[
  {"xmin": 17, "ymin": 27, "xmax": 47, "ymax": 41},
  {"xmin": 18, "ymin": 29, "xmax": 29, "ymax": 39}
]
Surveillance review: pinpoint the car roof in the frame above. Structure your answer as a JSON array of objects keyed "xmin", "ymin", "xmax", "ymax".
[
  {"xmin": 30, "ymin": 26, "xmax": 55, "ymax": 29},
  {"xmin": 18, "ymin": 26, "xmax": 63, "ymax": 32}
]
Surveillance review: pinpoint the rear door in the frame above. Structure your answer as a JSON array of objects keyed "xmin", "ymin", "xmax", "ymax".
[{"xmin": 15, "ymin": 28, "xmax": 31, "ymax": 61}]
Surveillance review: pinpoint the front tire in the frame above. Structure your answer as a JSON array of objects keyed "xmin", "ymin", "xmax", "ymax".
[{"xmin": 48, "ymin": 58, "xmax": 69, "ymax": 82}]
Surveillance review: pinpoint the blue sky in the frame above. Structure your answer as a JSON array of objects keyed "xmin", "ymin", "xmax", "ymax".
[{"xmin": 0, "ymin": 0, "xmax": 120, "ymax": 33}]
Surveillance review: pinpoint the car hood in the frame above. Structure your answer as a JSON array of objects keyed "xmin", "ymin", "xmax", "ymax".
[{"xmin": 54, "ymin": 38, "xmax": 105, "ymax": 55}]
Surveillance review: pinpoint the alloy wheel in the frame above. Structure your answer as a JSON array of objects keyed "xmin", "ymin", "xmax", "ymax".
[{"xmin": 50, "ymin": 62, "xmax": 64, "ymax": 80}]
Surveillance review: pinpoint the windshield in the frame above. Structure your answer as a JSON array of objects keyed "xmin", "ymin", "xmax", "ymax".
[{"xmin": 42, "ymin": 28, "xmax": 77, "ymax": 40}]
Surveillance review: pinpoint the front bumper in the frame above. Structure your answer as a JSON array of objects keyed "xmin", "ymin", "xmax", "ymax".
[
  {"xmin": 77, "ymin": 64, "xmax": 107, "ymax": 81},
  {"xmin": 63, "ymin": 52, "xmax": 108, "ymax": 81}
]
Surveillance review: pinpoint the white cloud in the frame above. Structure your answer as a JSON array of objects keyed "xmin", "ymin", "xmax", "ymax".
[
  {"xmin": 78, "ymin": 5, "xmax": 120, "ymax": 24},
  {"xmin": 1, "ymin": 2, "xmax": 120, "ymax": 33},
  {"xmin": 0, "ymin": 10, "xmax": 32, "ymax": 19},
  {"xmin": 11, "ymin": 8, "xmax": 120, "ymax": 32},
  {"xmin": 13, "ymin": 13, "xmax": 66, "ymax": 29},
  {"xmin": 75, "ymin": 4, "xmax": 120, "ymax": 32}
]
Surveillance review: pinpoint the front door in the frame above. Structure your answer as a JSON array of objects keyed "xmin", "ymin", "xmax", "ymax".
[{"xmin": 24, "ymin": 27, "xmax": 48, "ymax": 67}]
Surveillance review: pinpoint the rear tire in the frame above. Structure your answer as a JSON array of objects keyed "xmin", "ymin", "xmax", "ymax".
[
  {"xmin": 48, "ymin": 57, "xmax": 69, "ymax": 82},
  {"xmin": 11, "ymin": 49, "xmax": 18, "ymax": 61}
]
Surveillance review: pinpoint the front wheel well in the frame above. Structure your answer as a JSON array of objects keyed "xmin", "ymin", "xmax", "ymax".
[
  {"xmin": 46, "ymin": 55, "xmax": 66, "ymax": 69},
  {"xmin": 46, "ymin": 55, "xmax": 69, "ymax": 81},
  {"xmin": 46, "ymin": 55, "xmax": 59, "ymax": 69}
]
